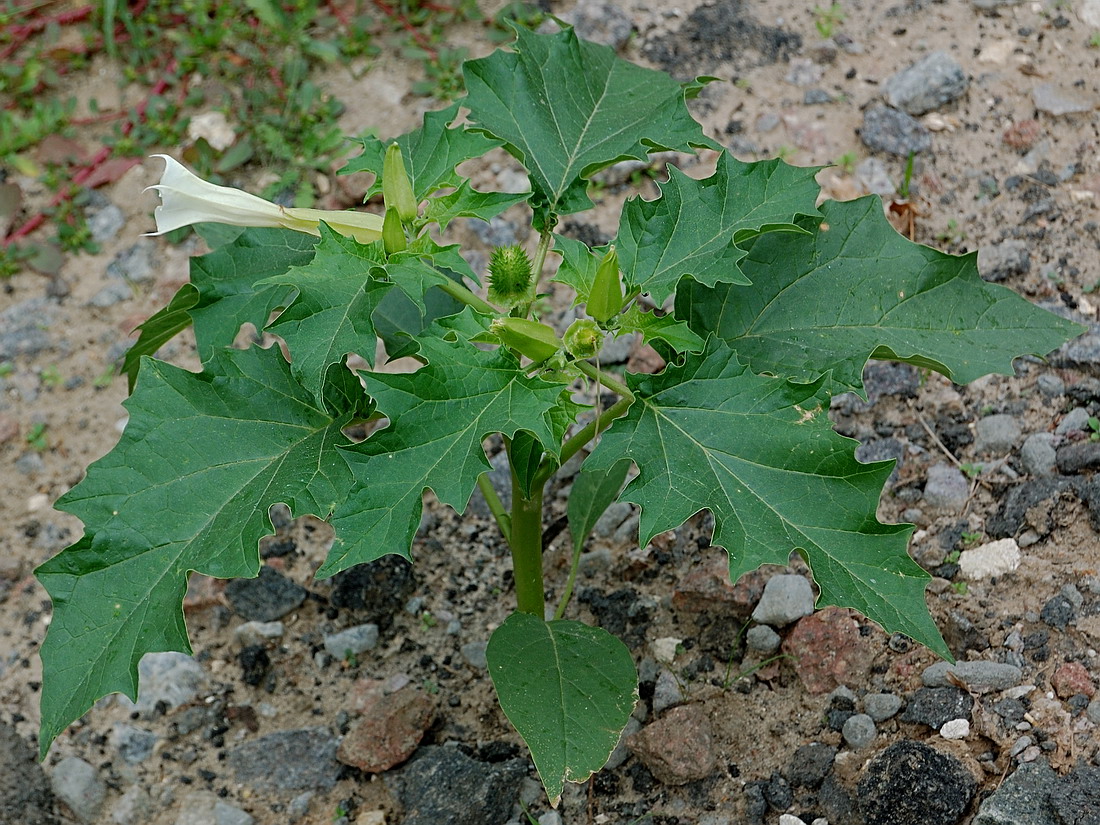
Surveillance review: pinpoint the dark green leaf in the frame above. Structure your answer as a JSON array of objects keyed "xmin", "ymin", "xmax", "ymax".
[
  {"xmin": 343, "ymin": 102, "xmax": 502, "ymax": 201},
  {"xmin": 550, "ymin": 234, "xmax": 605, "ymax": 303},
  {"xmin": 259, "ymin": 225, "xmax": 391, "ymax": 403},
  {"xmin": 586, "ymin": 338, "xmax": 950, "ymax": 658},
  {"xmin": 568, "ymin": 458, "xmax": 630, "ymax": 554},
  {"xmin": 37, "ymin": 346, "xmax": 354, "ymax": 757},
  {"xmin": 618, "ymin": 305, "xmax": 704, "ymax": 354},
  {"xmin": 323, "ymin": 325, "xmax": 579, "ymax": 576},
  {"xmin": 188, "ymin": 227, "xmax": 318, "ymax": 366},
  {"xmin": 122, "ymin": 283, "xmax": 199, "ymax": 392},
  {"xmin": 615, "ymin": 153, "xmax": 822, "ymax": 304},
  {"xmin": 424, "ymin": 180, "xmax": 530, "ymax": 231},
  {"xmin": 463, "ymin": 26, "xmax": 719, "ymax": 229},
  {"xmin": 487, "ymin": 612, "xmax": 637, "ymax": 806},
  {"xmin": 509, "ymin": 431, "xmax": 544, "ymax": 500},
  {"xmin": 676, "ymin": 197, "xmax": 1085, "ymax": 394}
]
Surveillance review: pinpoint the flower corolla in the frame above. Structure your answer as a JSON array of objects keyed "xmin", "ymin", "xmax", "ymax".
[{"xmin": 145, "ymin": 155, "xmax": 383, "ymax": 242}]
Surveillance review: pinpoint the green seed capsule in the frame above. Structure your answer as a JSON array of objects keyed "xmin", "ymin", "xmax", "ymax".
[
  {"xmin": 490, "ymin": 317, "xmax": 562, "ymax": 363},
  {"xmin": 487, "ymin": 245, "xmax": 534, "ymax": 307},
  {"xmin": 564, "ymin": 319, "xmax": 602, "ymax": 359},
  {"xmin": 587, "ymin": 245, "xmax": 623, "ymax": 323},
  {"xmin": 382, "ymin": 143, "xmax": 418, "ymax": 222},
  {"xmin": 382, "ymin": 206, "xmax": 407, "ymax": 254}
]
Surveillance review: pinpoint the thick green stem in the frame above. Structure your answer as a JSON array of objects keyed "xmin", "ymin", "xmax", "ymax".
[
  {"xmin": 576, "ymin": 359, "xmax": 632, "ymax": 398},
  {"xmin": 509, "ymin": 468, "xmax": 546, "ymax": 617},
  {"xmin": 517, "ymin": 230, "xmax": 553, "ymax": 318},
  {"xmin": 557, "ymin": 396, "xmax": 634, "ymax": 469}
]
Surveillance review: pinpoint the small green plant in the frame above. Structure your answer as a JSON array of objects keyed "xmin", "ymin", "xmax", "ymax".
[
  {"xmin": 419, "ymin": 610, "xmax": 438, "ymax": 630},
  {"xmin": 1089, "ymin": 31, "xmax": 1100, "ymax": 48},
  {"xmin": 1088, "ymin": 417, "xmax": 1100, "ymax": 441},
  {"xmin": 951, "ymin": 581, "xmax": 969, "ymax": 595},
  {"xmin": 35, "ymin": 27, "xmax": 1083, "ymax": 807},
  {"xmin": 960, "ymin": 462, "xmax": 984, "ymax": 479},
  {"xmin": 26, "ymin": 421, "xmax": 49, "ymax": 451},
  {"xmin": 834, "ymin": 151, "xmax": 858, "ymax": 175},
  {"xmin": 38, "ymin": 365, "xmax": 62, "ymax": 388},
  {"xmin": 813, "ymin": 3, "xmax": 845, "ymax": 38},
  {"xmin": 960, "ymin": 531, "xmax": 983, "ymax": 547},
  {"xmin": 935, "ymin": 218, "xmax": 966, "ymax": 245},
  {"xmin": 944, "ymin": 550, "xmax": 961, "ymax": 564}
]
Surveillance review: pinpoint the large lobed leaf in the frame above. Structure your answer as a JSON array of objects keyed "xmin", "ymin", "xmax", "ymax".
[
  {"xmin": 586, "ymin": 338, "xmax": 949, "ymax": 657},
  {"xmin": 487, "ymin": 612, "xmax": 637, "ymax": 807},
  {"xmin": 677, "ymin": 197, "xmax": 1085, "ymax": 395},
  {"xmin": 323, "ymin": 318, "xmax": 582, "ymax": 577},
  {"xmin": 463, "ymin": 26, "xmax": 719, "ymax": 229},
  {"xmin": 616, "ymin": 153, "xmax": 823, "ymax": 304},
  {"xmin": 37, "ymin": 346, "xmax": 356, "ymax": 757}
]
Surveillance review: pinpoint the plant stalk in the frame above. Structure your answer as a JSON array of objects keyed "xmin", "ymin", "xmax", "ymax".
[
  {"xmin": 575, "ymin": 359, "xmax": 631, "ymax": 398},
  {"xmin": 436, "ymin": 278, "xmax": 501, "ymax": 315},
  {"xmin": 477, "ymin": 471, "xmax": 511, "ymax": 541},
  {"xmin": 508, "ymin": 468, "xmax": 547, "ymax": 617}
]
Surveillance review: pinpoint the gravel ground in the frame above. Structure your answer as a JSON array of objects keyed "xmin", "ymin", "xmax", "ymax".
[{"xmin": 2, "ymin": 1, "xmax": 1100, "ymax": 824}]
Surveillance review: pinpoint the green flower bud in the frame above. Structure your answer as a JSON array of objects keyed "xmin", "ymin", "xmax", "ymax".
[
  {"xmin": 383, "ymin": 143, "xmax": 418, "ymax": 222},
  {"xmin": 490, "ymin": 317, "xmax": 562, "ymax": 363},
  {"xmin": 564, "ymin": 319, "xmax": 602, "ymax": 359},
  {"xmin": 487, "ymin": 245, "xmax": 534, "ymax": 307},
  {"xmin": 586, "ymin": 245, "xmax": 624, "ymax": 323},
  {"xmin": 382, "ymin": 206, "xmax": 407, "ymax": 254}
]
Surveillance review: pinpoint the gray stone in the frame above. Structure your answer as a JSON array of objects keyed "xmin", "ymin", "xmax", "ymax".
[
  {"xmin": 287, "ymin": 792, "xmax": 313, "ymax": 823},
  {"xmin": 0, "ymin": 297, "xmax": 56, "ymax": 361},
  {"xmin": 471, "ymin": 215, "xmax": 521, "ymax": 247},
  {"xmin": 746, "ymin": 624, "xmax": 781, "ymax": 654},
  {"xmin": 107, "ymin": 240, "xmax": 156, "ymax": 283},
  {"xmin": 653, "ymin": 669, "xmax": 684, "ymax": 714},
  {"xmin": 460, "ymin": 640, "xmax": 488, "ymax": 669},
  {"xmin": 539, "ymin": 812, "xmax": 564, "ymax": 825},
  {"xmin": 605, "ymin": 717, "xmax": 642, "ymax": 770},
  {"xmin": 804, "ymin": 89, "xmax": 832, "ymax": 105},
  {"xmin": 863, "ymin": 693, "xmax": 903, "ymax": 722},
  {"xmin": 788, "ymin": 743, "xmax": 837, "ymax": 789},
  {"xmin": 1056, "ymin": 407, "xmax": 1091, "ymax": 435},
  {"xmin": 110, "ymin": 722, "xmax": 158, "ymax": 764},
  {"xmin": 323, "ymin": 623, "xmax": 379, "ymax": 659},
  {"xmin": 1021, "ymin": 434, "xmax": 1057, "ymax": 477},
  {"xmin": 0, "ymin": 721, "xmax": 58, "ymax": 825},
  {"xmin": 860, "ymin": 104, "xmax": 933, "ymax": 157},
  {"xmin": 1036, "ymin": 374, "xmax": 1065, "ymax": 398},
  {"xmin": 841, "ymin": 714, "xmax": 877, "ymax": 749},
  {"xmin": 1056, "ymin": 441, "xmax": 1100, "ymax": 475},
  {"xmin": 973, "ymin": 760, "xmax": 1059, "ymax": 825},
  {"xmin": 923, "ymin": 463, "xmax": 970, "ymax": 511},
  {"xmin": 976, "ymin": 414, "xmax": 1020, "ymax": 456},
  {"xmin": 922, "ymin": 661, "xmax": 1023, "ymax": 691},
  {"xmin": 50, "ymin": 757, "xmax": 105, "ymax": 824},
  {"xmin": 225, "ymin": 565, "xmax": 308, "ymax": 622},
  {"xmin": 752, "ymin": 574, "xmax": 815, "ymax": 627},
  {"xmin": 1087, "ymin": 697, "xmax": 1100, "ymax": 725},
  {"xmin": 175, "ymin": 792, "xmax": 254, "ymax": 825},
  {"xmin": 1032, "ymin": 83, "xmax": 1096, "ymax": 116},
  {"xmin": 233, "ymin": 620, "xmax": 284, "ymax": 648},
  {"xmin": 385, "ymin": 745, "xmax": 526, "ymax": 825},
  {"xmin": 978, "ymin": 240, "xmax": 1030, "ymax": 283},
  {"xmin": 88, "ymin": 281, "xmax": 134, "ymax": 307},
  {"xmin": 858, "ymin": 741, "xmax": 976, "ymax": 825},
  {"xmin": 569, "ymin": 0, "xmax": 633, "ymax": 51},
  {"xmin": 118, "ymin": 651, "xmax": 207, "ymax": 712},
  {"xmin": 883, "ymin": 52, "xmax": 968, "ymax": 115},
  {"xmin": 1050, "ymin": 765, "xmax": 1100, "ymax": 825},
  {"xmin": 227, "ymin": 728, "xmax": 342, "ymax": 792},
  {"xmin": 111, "ymin": 786, "xmax": 154, "ymax": 825},
  {"xmin": 578, "ymin": 547, "xmax": 613, "ymax": 575},
  {"xmin": 88, "ymin": 203, "xmax": 125, "ymax": 242},
  {"xmin": 594, "ymin": 501, "xmax": 634, "ymax": 538},
  {"xmin": 856, "ymin": 157, "xmax": 896, "ymax": 196},
  {"xmin": 970, "ymin": 0, "xmax": 1025, "ymax": 10}
]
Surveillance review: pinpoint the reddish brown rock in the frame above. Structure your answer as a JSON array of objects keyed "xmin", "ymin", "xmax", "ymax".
[
  {"xmin": 1002, "ymin": 119, "xmax": 1041, "ymax": 152},
  {"xmin": 0, "ymin": 415, "xmax": 18, "ymax": 445},
  {"xmin": 1052, "ymin": 661, "xmax": 1095, "ymax": 699},
  {"xmin": 337, "ymin": 689, "xmax": 436, "ymax": 773},
  {"xmin": 671, "ymin": 559, "xmax": 766, "ymax": 618},
  {"xmin": 627, "ymin": 704, "xmax": 716, "ymax": 785},
  {"xmin": 783, "ymin": 608, "xmax": 874, "ymax": 694}
]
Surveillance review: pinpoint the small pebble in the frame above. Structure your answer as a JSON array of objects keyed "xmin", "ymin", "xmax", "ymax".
[
  {"xmin": 841, "ymin": 713, "xmax": 876, "ymax": 749},
  {"xmin": 323, "ymin": 624, "xmax": 379, "ymax": 659},
  {"xmin": 940, "ymin": 718, "xmax": 970, "ymax": 739},
  {"xmin": 1056, "ymin": 407, "xmax": 1091, "ymax": 435},
  {"xmin": 863, "ymin": 693, "xmax": 903, "ymax": 722},
  {"xmin": 746, "ymin": 625, "xmax": 781, "ymax": 654},
  {"xmin": 959, "ymin": 539, "xmax": 1020, "ymax": 581},
  {"xmin": 751, "ymin": 574, "xmax": 815, "ymax": 627},
  {"xmin": 461, "ymin": 641, "xmax": 488, "ymax": 669}
]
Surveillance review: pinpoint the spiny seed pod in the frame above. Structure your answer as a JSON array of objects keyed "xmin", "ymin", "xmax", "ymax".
[
  {"xmin": 586, "ymin": 245, "xmax": 624, "ymax": 323},
  {"xmin": 382, "ymin": 206, "xmax": 407, "ymax": 254},
  {"xmin": 490, "ymin": 317, "xmax": 562, "ymax": 363},
  {"xmin": 383, "ymin": 143, "xmax": 418, "ymax": 222},
  {"xmin": 487, "ymin": 245, "xmax": 534, "ymax": 307},
  {"xmin": 564, "ymin": 319, "xmax": 602, "ymax": 359}
]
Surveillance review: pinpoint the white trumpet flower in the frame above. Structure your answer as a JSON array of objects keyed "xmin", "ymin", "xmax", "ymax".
[{"xmin": 145, "ymin": 155, "xmax": 383, "ymax": 243}]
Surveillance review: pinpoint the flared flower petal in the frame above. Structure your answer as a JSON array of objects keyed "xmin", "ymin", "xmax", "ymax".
[{"xmin": 145, "ymin": 155, "xmax": 383, "ymax": 243}]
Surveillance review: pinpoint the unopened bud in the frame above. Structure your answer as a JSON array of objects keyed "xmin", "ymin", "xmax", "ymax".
[
  {"xmin": 564, "ymin": 319, "xmax": 602, "ymax": 359},
  {"xmin": 490, "ymin": 317, "xmax": 562, "ymax": 363},
  {"xmin": 383, "ymin": 143, "xmax": 417, "ymax": 222},
  {"xmin": 382, "ymin": 206, "xmax": 407, "ymax": 254},
  {"xmin": 487, "ymin": 245, "xmax": 534, "ymax": 307},
  {"xmin": 586, "ymin": 245, "xmax": 623, "ymax": 323}
]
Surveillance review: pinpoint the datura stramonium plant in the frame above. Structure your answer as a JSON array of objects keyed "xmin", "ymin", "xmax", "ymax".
[{"xmin": 144, "ymin": 154, "xmax": 384, "ymax": 242}]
